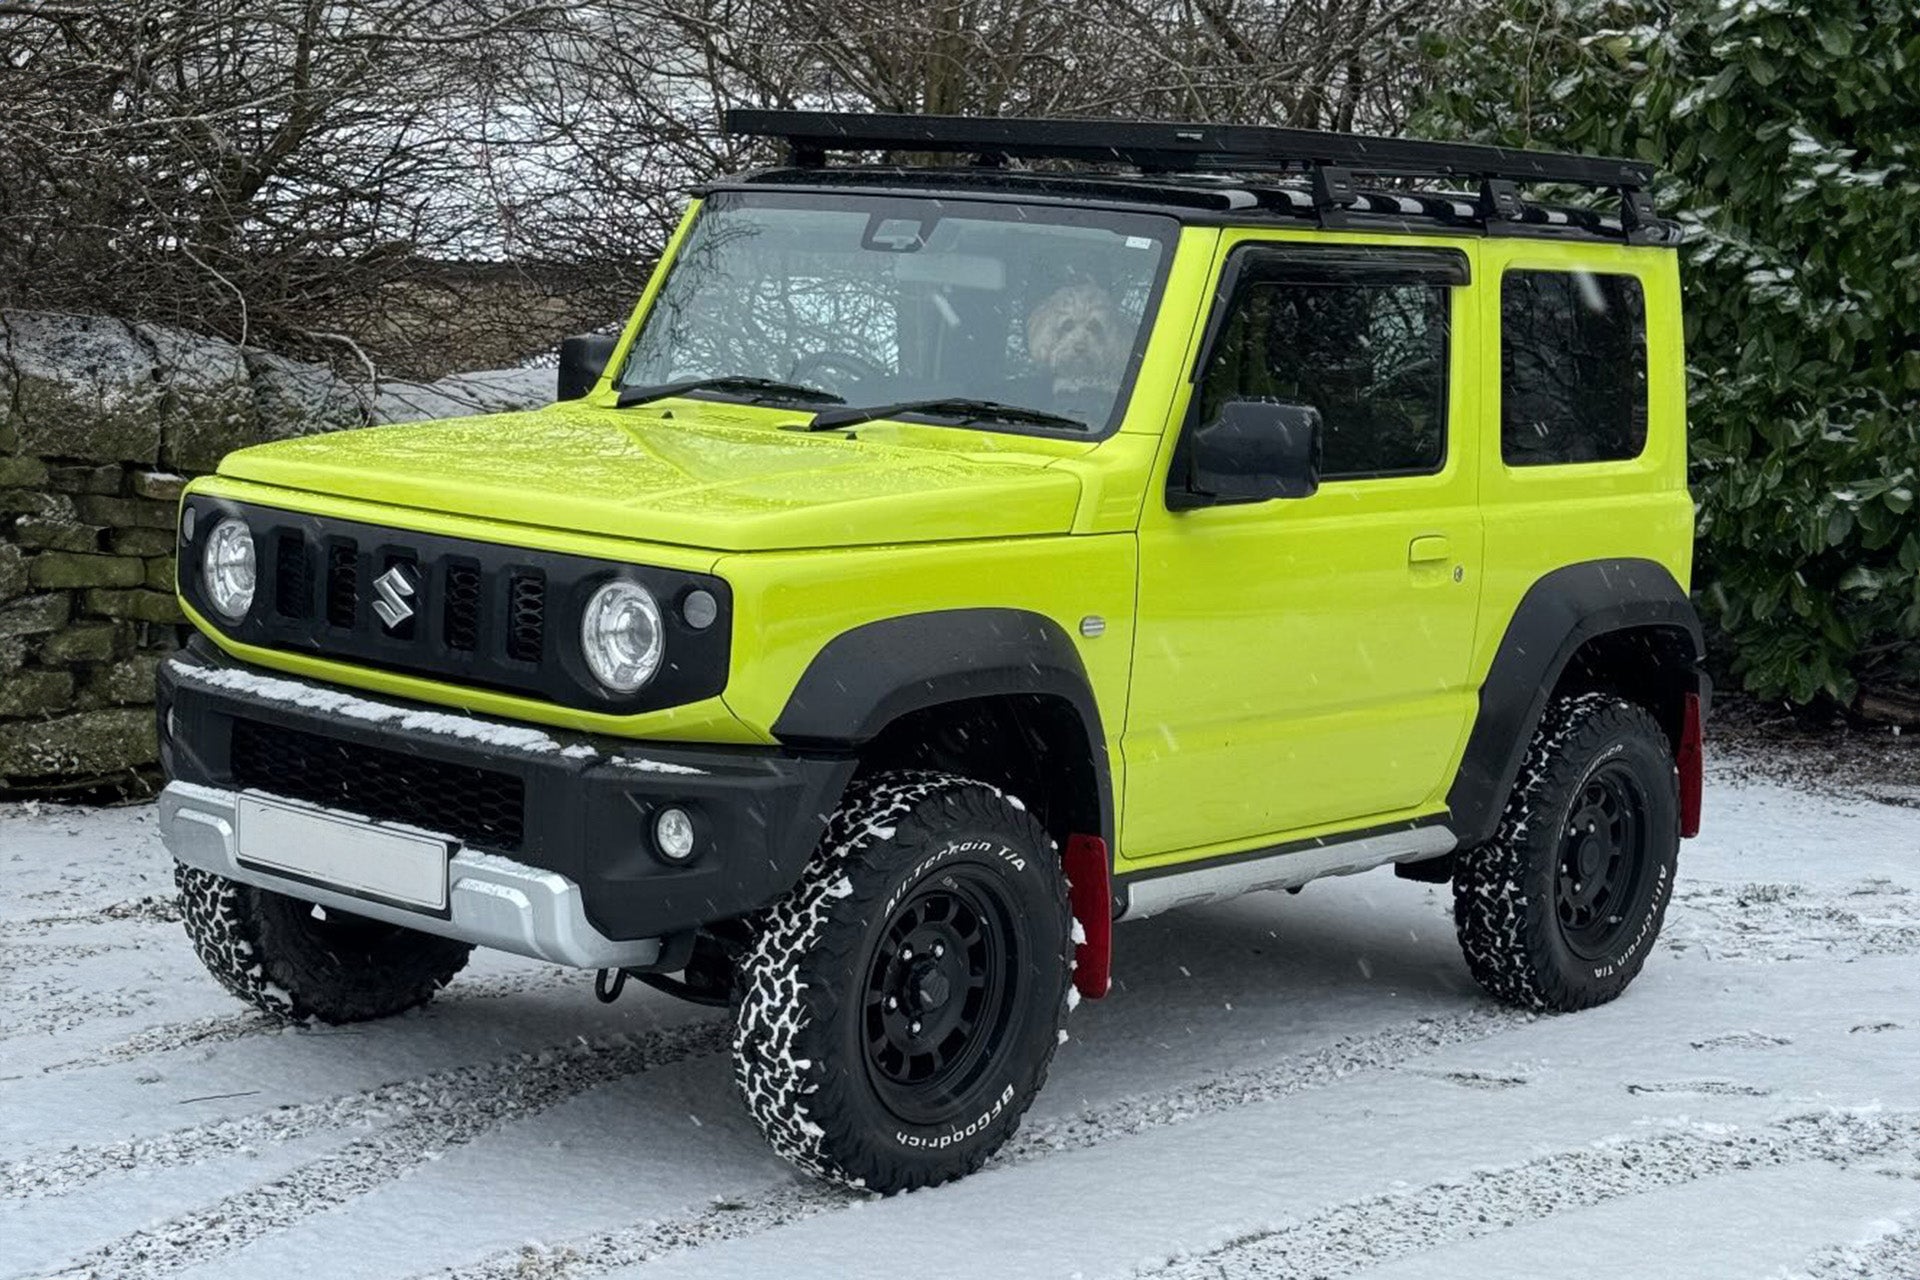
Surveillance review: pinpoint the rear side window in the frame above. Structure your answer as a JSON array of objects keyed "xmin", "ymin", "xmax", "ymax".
[
  {"xmin": 1501, "ymin": 270, "xmax": 1648, "ymax": 466},
  {"xmin": 1198, "ymin": 257, "xmax": 1453, "ymax": 479}
]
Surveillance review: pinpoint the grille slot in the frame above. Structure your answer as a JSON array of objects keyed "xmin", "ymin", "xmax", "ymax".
[
  {"xmin": 444, "ymin": 558, "xmax": 481, "ymax": 652},
  {"xmin": 505, "ymin": 571, "xmax": 546, "ymax": 662},
  {"xmin": 230, "ymin": 718, "xmax": 525, "ymax": 851},
  {"xmin": 325, "ymin": 543, "xmax": 358, "ymax": 628},
  {"xmin": 274, "ymin": 534, "xmax": 311, "ymax": 619}
]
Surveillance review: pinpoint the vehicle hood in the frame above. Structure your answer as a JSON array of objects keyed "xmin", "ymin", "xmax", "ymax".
[{"xmin": 215, "ymin": 401, "xmax": 1086, "ymax": 552}]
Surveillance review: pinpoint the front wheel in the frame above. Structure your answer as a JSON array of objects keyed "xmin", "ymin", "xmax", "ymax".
[
  {"xmin": 732, "ymin": 771, "xmax": 1072, "ymax": 1192},
  {"xmin": 1453, "ymin": 693, "xmax": 1679, "ymax": 1012},
  {"xmin": 175, "ymin": 864, "xmax": 472, "ymax": 1024}
]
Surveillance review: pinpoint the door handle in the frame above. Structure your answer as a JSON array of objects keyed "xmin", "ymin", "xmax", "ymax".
[{"xmin": 1408, "ymin": 534, "xmax": 1451, "ymax": 564}]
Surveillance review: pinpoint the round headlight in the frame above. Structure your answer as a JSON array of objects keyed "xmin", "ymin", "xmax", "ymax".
[
  {"xmin": 201, "ymin": 518, "xmax": 257, "ymax": 621},
  {"xmin": 581, "ymin": 580, "xmax": 663, "ymax": 693}
]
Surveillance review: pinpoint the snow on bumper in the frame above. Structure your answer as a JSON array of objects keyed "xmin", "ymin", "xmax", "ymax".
[{"xmin": 159, "ymin": 780, "xmax": 663, "ymax": 969}]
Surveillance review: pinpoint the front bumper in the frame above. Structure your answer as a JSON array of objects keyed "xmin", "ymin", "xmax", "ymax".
[
  {"xmin": 157, "ymin": 641, "xmax": 855, "ymax": 966},
  {"xmin": 161, "ymin": 781, "xmax": 665, "ymax": 968}
]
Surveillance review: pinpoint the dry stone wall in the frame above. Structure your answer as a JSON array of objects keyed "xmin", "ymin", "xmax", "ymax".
[{"xmin": 0, "ymin": 312, "xmax": 552, "ymax": 793}]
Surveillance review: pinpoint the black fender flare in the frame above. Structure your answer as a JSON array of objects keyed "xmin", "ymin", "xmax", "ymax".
[
  {"xmin": 771, "ymin": 608, "xmax": 1113, "ymax": 846},
  {"xmin": 1447, "ymin": 558, "xmax": 1706, "ymax": 847}
]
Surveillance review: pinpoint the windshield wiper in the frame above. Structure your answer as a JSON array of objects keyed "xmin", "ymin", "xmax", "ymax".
[
  {"xmin": 806, "ymin": 397, "xmax": 1088, "ymax": 433},
  {"xmin": 617, "ymin": 376, "xmax": 845, "ymax": 409}
]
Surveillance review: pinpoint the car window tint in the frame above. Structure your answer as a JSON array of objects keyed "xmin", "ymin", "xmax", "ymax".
[
  {"xmin": 1198, "ymin": 275, "xmax": 1449, "ymax": 479},
  {"xmin": 1501, "ymin": 270, "xmax": 1648, "ymax": 465}
]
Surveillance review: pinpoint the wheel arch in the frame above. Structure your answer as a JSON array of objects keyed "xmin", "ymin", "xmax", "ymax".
[
  {"xmin": 1448, "ymin": 558, "xmax": 1707, "ymax": 848},
  {"xmin": 771, "ymin": 608, "xmax": 1114, "ymax": 853}
]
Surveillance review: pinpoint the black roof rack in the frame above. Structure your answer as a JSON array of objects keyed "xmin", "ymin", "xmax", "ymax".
[
  {"xmin": 722, "ymin": 110, "xmax": 1670, "ymax": 243},
  {"xmin": 724, "ymin": 109, "xmax": 1653, "ymax": 191}
]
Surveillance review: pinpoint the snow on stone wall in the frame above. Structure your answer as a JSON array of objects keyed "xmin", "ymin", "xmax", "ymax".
[{"xmin": 0, "ymin": 311, "xmax": 555, "ymax": 792}]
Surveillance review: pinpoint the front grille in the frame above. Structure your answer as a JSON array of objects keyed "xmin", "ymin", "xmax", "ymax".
[
  {"xmin": 230, "ymin": 718, "xmax": 526, "ymax": 851},
  {"xmin": 274, "ymin": 534, "xmax": 311, "ymax": 619},
  {"xmin": 444, "ymin": 558, "xmax": 481, "ymax": 652},
  {"xmin": 178, "ymin": 501, "xmax": 732, "ymax": 713},
  {"xmin": 326, "ymin": 544, "xmax": 358, "ymax": 628},
  {"xmin": 506, "ymin": 571, "xmax": 546, "ymax": 662}
]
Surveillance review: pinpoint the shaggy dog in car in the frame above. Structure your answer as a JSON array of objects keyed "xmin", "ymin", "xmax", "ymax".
[{"xmin": 1027, "ymin": 283, "xmax": 1129, "ymax": 396}]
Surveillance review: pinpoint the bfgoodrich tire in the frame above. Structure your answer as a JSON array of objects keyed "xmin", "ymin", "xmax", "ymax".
[
  {"xmin": 1453, "ymin": 693, "xmax": 1679, "ymax": 1012},
  {"xmin": 731, "ymin": 771, "xmax": 1072, "ymax": 1193},
  {"xmin": 175, "ymin": 863, "xmax": 472, "ymax": 1024}
]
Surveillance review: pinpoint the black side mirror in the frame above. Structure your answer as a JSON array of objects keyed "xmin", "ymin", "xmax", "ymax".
[
  {"xmin": 557, "ymin": 333, "xmax": 619, "ymax": 401},
  {"xmin": 1175, "ymin": 399, "xmax": 1323, "ymax": 509}
]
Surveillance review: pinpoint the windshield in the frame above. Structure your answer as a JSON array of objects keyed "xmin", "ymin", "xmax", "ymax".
[{"xmin": 620, "ymin": 191, "xmax": 1176, "ymax": 435}]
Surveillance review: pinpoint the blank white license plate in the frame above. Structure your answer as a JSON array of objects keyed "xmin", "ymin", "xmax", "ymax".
[{"xmin": 236, "ymin": 794, "xmax": 450, "ymax": 910}]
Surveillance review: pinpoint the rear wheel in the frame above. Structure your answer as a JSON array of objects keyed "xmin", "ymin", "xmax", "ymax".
[
  {"xmin": 731, "ymin": 771, "xmax": 1071, "ymax": 1192},
  {"xmin": 1453, "ymin": 693, "xmax": 1678, "ymax": 1012},
  {"xmin": 175, "ymin": 864, "xmax": 472, "ymax": 1024}
]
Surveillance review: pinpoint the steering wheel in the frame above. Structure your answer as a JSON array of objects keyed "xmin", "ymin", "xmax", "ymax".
[{"xmin": 787, "ymin": 350, "xmax": 890, "ymax": 398}]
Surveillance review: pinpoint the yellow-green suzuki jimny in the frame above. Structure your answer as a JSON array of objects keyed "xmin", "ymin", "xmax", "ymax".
[{"xmin": 159, "ymin": 111, "xmax": 1707, "ymax": 1192}]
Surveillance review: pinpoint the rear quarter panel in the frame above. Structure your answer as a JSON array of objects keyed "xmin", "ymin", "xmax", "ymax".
[{"xmin": 1471, "ymin": 240, "xmax": 1692, "ymax": 690}]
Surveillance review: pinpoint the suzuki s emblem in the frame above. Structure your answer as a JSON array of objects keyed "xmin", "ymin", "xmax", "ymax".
[{"xmin": 372, "ymin": 564, "xmax": 418, "ymax": 630}]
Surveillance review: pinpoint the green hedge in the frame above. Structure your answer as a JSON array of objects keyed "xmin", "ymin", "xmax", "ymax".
[{"xmin": 1416, "ymin": 0, "xmax": 1920, "ymax": 707}]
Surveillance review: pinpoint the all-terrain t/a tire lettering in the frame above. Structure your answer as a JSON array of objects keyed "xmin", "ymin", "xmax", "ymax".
[
  {"xmin": 176, "ymin": 864, "xmax": 472, "ymax": 1024},
  {"xmin": 1453, "ymin": 694, "xmax": 1680, "ymax": 1012},
  {"xmin": 731, "ymin": 770, "xmax": 1072, "ymax": 1192}
]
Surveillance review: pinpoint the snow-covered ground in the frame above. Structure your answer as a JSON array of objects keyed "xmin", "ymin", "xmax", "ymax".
[{"xmin": 4, "ymin": 753, "xmax": 1919, "ymax": 1280}]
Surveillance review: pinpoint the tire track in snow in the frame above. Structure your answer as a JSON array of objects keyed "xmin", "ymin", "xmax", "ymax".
[
  {"xmin": 4, "ymin": 1017, "xmax": 725, "ymax": 1203},
  {"xmin": 32, "ymin": 966, "xmax": 592, "ymax": 1074},
  {"xmin": 422, "ymin": 1006, "xmax": 1534, "ymax": 1280},
  {"xmin": 426, "ymin": 1182, "xmax": 850, "ymax": 1280},
  {"xmin": 0, "ymin": 894, "xmax": 182, "ymax": 935},
  {"xmin": 1663, "ymin": 878, "xmax": 1920, "ymax": 963},
  {"xmin": 1136, "ymin": 1109, "xmax": 1920, "ymax": 1279},
  {"xmin": 0, "ymin": 973, "xmax": 156, "ymax": 1042},
  {"xmin": 1790, "ymin": 1218, "xmax": 1920, "ymax": 1280},
  {"xmin": 998, "ymin": 1006, "xmax": 1532, "ymax": 1163},
  {"xmin": 49, "ymin": 1021, "xmax": 731, "ymax": 1279},
  {"xmin": 2, "ymin": 937, "xmax": 132, "ymax": 968}
]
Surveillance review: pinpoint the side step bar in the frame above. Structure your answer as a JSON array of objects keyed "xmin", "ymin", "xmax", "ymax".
[{"xmin": 1118, "ymin": 823, "xmax": 1457, "ymax": 920}]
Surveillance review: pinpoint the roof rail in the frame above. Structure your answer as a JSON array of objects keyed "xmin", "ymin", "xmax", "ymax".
[{"xmin": 723, "ymin": 109, "xmax": 1655, "ymax": 194}]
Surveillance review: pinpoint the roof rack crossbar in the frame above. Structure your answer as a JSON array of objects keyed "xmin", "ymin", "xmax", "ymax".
[{"xmin": 724, "ymin": 109, "xmax": 1655, "ymax": 193}]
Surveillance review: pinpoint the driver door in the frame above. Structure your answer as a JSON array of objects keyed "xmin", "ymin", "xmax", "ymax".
[{"xmin": 1122, "ymin": 236, "xmax": 1485, "ymax": 861}]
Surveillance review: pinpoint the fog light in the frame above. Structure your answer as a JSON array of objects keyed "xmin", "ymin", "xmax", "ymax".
[{"xmin": 653, "ymin": 806, "xmax": 697, "ymax": 862}]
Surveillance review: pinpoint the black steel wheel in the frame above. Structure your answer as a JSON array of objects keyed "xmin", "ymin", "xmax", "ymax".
[
  {"xmin": 862, "ymin": 868, "xmax": 1021, "ymax": 1126},
  {"xmin": 1454, "ymin": 693, "xmax": 1680, "ymax": 1012},
  {"xmin": 732, "ymin": 772, "xmax": 1073, "ymax": 1193},
  {"xmin": 1555, "ymin": 763, "xmax": 1655, "ymax": 958}
]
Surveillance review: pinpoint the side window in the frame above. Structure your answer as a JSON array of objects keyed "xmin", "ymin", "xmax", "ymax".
[
  {"xmin": 1197, "ymin": 254, "xmax": 1451, "ymax": 479},
  {"xmin": 1500, "ymin": 270, "xmax": 1648, "ymax": 465}
]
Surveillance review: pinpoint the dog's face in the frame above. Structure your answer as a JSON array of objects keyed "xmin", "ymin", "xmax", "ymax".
[{"xmin": 1027, "ymin": 284, "xmax": 1128, "ymax": 390}]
